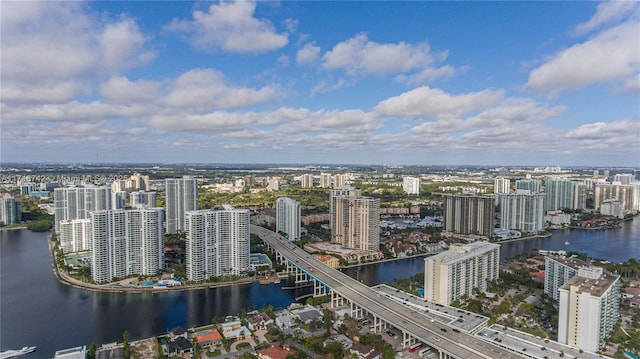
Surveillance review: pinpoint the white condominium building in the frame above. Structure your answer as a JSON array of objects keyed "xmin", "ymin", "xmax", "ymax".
[
  {"xmin": 319, "ymin": 173, "xmax": 332, "ymax": 188},
  {"xmin": 165, "ymin": 176, "xmax": 198, "ymax": 234},
  {"xmin": 59, "ymin": 218, "xmax": 91, "ymax": 253},
  {"xmin": 333, "ymin": 174, "xmax": 346, "ymax": 189},
  {"xmin": 91, "ymin": 208, "xmax": 164, "ymax": 283},
  {"xmin": 558, "ymin": 267, "xmax": 620, "ymax": 352},
  {"xmin": 494, "ymin": 177, "xmax": 511, "ymax": 194},
  {"xmin": 54, "ymin": 186, "xmax": 111, "ymax": 233},
  {"xmin": 402, "ymin": 176, "xmax": 420, "ymax": 195},
  {"xmin": 544, "ymin": 178, "xmax": 574, "ymax": 212},
  {"xmin": 130, "ymin": 190, "xmax": 157, "ymax": 208},
  {"xmin": 515, "ymin": 179, "xmax": 542, "ymax": 194},
  {"xmin": 500, "ymin": 191, "xmax": 545, "ymax": 233},
  {"xmin": 276, "ymin": 197, "xmax": 301, "ymax": 241},
  {"xmin": 185, "ymin": 206, "xmax": 250, "ymax": 282},
  {"xmin": 424, "ymin": 242, "xmax": 500, "ymax": 305},
  {"xmin": 300, "ymin": 174, "xmax": 314, "ymax": 188},
  {"xmin": 544, "ymin": 255, "xmax": 590, "ymax": 301},
  {"xmin": 0, "ymin": 193, "xmax": 21, "ymax": 226},
  {"xmin": 594, "ymin": 183, "xmax": 635, "ymax": 213}
]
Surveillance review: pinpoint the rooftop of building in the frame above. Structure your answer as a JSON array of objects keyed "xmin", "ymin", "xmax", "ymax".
[
  {"xmin": 560, "ymin": 267, "xmax": 620, "ymax": 297},
  {"xmin": 428, "ymin": 241, "xmax": 500, "ymax": 265},
  {"xmin": 545, "ymin": 254, "xmax": 592, "ymax": 271}
]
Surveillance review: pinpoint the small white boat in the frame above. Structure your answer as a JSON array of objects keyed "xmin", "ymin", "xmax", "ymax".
[
  {"xmin": 564, "ymin": 241, "xmax": 570, "ymax": 245},
  {"xmin": 0, "ymin": 346, "xmax": 36, "ymax": 359}
]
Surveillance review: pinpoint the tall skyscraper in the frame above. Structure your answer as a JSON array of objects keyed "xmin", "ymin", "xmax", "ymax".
[
  {"xmin": 165, "ymin": 176, "xmax": 198, "ymax": 234},
  {"xmin": 276, "ymin": 197, "xmax": 301, "ymax": 241},
  {"xmin": 443, "ymin": 194, "xmax": 495, "ymax": 238},
  {"xmin": 319, "ymin": 173, "xmax": 332, "ymax": 188},
  {"xmin": 402, "ymin": 176, "xmax": 421, "ymax": 195},
  {"xmin": 344, "ymin": 197, "xmax": 380, "ymax": 251},
  {"xmin": 515, "ymin": 179, "xmax": 542, "ymax": 194},
  {"xmin": 500, "ymin": 191, "xmax": 545, "ymax": 233},
  {"xmin": 558, "ymin": 267, "xmax": 620, "ymax": 352},
  {"xmin": 130, "ymin": 190, "xmax": 157, "ymax": 208},
  {"xmin": 91, "ymin": 208, "xmax": 164, "ymax": 283},
  {"xmin": 594, "ymin": 183, "xmax": 635, "ymax": 212},
  {"xmin": 330, "ymin": 185, "xmax": 361, "ymax": 243},
  {"xmin": 424, "ymin": 242, "xmax": 500, "ymax": 305},
  {"xmin": 185, "ymin": 206, "xmax": 250, "ymax": 281},
  {"xmin": 54, "ymin": 186, "xmax": 111, "ymax": 233},
  {"xmin": 544, "ymin": 178, "xmax": 574, "ymax": 212},
  {"xmin": 112, "ymin": 191, "xmax": 127, "ymax": 209},
  {"xmin": 493, "ymin": 177, "xmax": 511, "ymax": 194},
  {"xmin": 0, "ymin": 193, "xmax": 21, "ymax": 226},
  {"xmin": 572, "ymin": 182, "xmax": 587, "ymax": 210},
  {"xmin": 300, "ymin": 174, "xmax": 313, "ymax": 188},
  {"xmin": 544, "ymin": 255, "xmax": 590, "ymax": 301},
  {"xmin": 333, "ymin": 174, "xmax": 346, "ymax": 189},
  {"xmin": 59, "ymin": 219, "xmax": 92, "ymax": 253}
]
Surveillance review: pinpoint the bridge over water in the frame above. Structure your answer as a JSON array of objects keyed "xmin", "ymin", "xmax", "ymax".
[{"xmin": 252, "ymin": 225, "xmax": 528, "ymax": 359}]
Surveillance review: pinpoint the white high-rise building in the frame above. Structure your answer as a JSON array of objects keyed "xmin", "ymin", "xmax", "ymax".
[
  {"xmin": 572, "ymin": 182, "xmax": 587, "ymax": 210},
  {"xmin": 0, "ymin": 193, "xmax": 21, "ymax": 226},
  {"xmin": 500, "ymin": 191, "xmax": 545, "ymax": 233},
  {"xmin": 276, "ymin": 197, "xmax": 301, "ymax": 241},
  {"xmin": 91, "ymin": 208, "xmax": 164, "ymax": 283},
  {"xmin": 558, "ymin": 267, "xmax": 620, "ymax": 352},
  {"xmin": 494, "ymin": 177, "xmax": 511, "ymax": 194},
  {"xmin": 112, "ymin": 191, "xmax": 127, "ymax": 209},
  {"xmin": 402, "ymin": 177, "xmax": 421, "ymax": 195},
  {"xmin": 333, "ymin": 174, "xmax": 346, "ymax": 189},
  {"xmin": 515, "ymin": 179, "xmax": 542, "ymax": 194},
  {"xmin": 613, "ymin": 173, "xmax": 634, "ymax": 184},
  {"xmin": 544, "ymin": 255, "xmax": 590, "ymax": 301},
  {"xmin": 600, "ymin": 200, "xmax": 623, "ymax": 218},
  {"xmin": 59, "ymin": 219, "xmax": 92, "ymax": 253},
  {"xmin": 594, "ymin": 183, "xmax": 635, "ymax": 212},
  {"xmin": 319, "ymin": 173, "xmax": 332, "ymax": 188},
  {"xmin": 300, "ymin": 174, "xmax": 313, "ymax": 188},
  {"xmin": 424, "ymin": 242, "xmax": 500, "ymax": 305},
  {"xmin": 54, "ymin": 186, "xmax": 111, "ymax": 233},
  {"xmin": 344, "ymin": 197, "xmax": 380, "ymax": 251},
  {"xmin": 165, "ymin": 176, "xmax": 198, "ymax": 234},
  {"xmin": 544, "ymin": 178, "xmax": 574, "ymax": 212},
  {"xmin": 130, "ymin": 191, "xmax": 157, "ymax": 208},
  {"xmin": 185, "ymin": 206, "xmax": 250, "ymax": 281}
]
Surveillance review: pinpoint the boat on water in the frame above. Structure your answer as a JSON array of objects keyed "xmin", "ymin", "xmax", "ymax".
[
  {"xmin": 258, "ymin": 277, "xmax": 281, "ymax": 285},
  {"xmin": 565, "ymin": 241, "xmax": 570, "ymax": 245},
  {"xmin": 0, "ymin": 346, "xmax": 36, "ymax": 359}
]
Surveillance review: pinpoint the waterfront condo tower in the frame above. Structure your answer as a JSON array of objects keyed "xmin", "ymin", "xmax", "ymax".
[
  {"xmin": 443, "ymin": 194, "xmax": 495, "ymax": 238},
  {"xmin": 500, "ymin": 191, "xmax": 545, "ymax": 233},
  {"xmin": 330, "ymin": 186, "xmax": 380, "ymax": 251},
  {"xmin": 424, "ymin": 242, "xmax": 500, "ymax": 305},
  {"xmin": 185, "ymin": 206, "xmax": 250, "ymax": 282},
  {"xmin": 54, "ymin": 186, "xmax": 111, "ymax": 233},
  {"xmin": 165, "ymin": 176, "xmax": 198, "ymax": 234},
  {"xmin": 276, "ymin": 197, "xmax": 301, "ymax": 241},
  {"xmin": 558, "ymin": 267, "xmax": 620, "ymax": 352},
  {"xmin": 544, "ymin": 178, "xmax": 574, "ymax": 213},
  {"xmin": 91, "ymin": 208, "xmax": 164, "ymax": 283}
]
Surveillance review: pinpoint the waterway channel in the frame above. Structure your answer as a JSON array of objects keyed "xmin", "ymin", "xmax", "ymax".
[{"xmin": 1, "ymin": 218, "xmax": 638, "ymax": 357}]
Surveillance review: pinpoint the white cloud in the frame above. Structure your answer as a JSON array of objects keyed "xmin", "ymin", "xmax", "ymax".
[
  {"xmin": 623, "ymin": 73, "xmax": 640, "ymax": 93},
  {"xmin": 283, "ymin": 18, "xmax": 299, "ymax": 33},
  {"xmin": 99, "ymin": 76, "xmax": 162, "ymax": 105},
  {"xmin": 0, "ymin": 2, "xmax": 154, "ymax": 105},
  {"xmin": 100, "ymin": 17, "xmax": 155, "ymax": 72},
  {"xmin": 374, "ymin": 86, "xmax": 504, "ymax": 120},
  {"xmin": 526, "ymin": 21, "xmax": 640, "ymax": 96},
  {"xmin": 164, "ymin": 1, "xmax": 288, "ymax": 53},
  {"xmin": 148, "ymin": 112, "xmax": 256, "ymax": 132},
  {"xmin": 321, "ymin": 33, "xmax": 438, "ymax": 76},
  {"xmin": 166, "ymin": 69, "xmax": 279, "ymax": 110},
  {"xmin": 277, "ymin": 55, "xmax": 290, "ymax": 67},
  {"xmin": 566, "ymin": 118, "xmax": 639, "ymax": 140},
  {"xmin": 465, "ymin": 98, "xmax": 565, "ymax": 127},
  {"xmin": 396, "ymin": 65, "xmax": 467, "ymax": 84},
  {"xmin": 296, "ymin": 43, "xmax": 321, "ymax": 65},
  {"xmin": 575, "ymin": 1, "xmax": 638, "ymax": 35}
]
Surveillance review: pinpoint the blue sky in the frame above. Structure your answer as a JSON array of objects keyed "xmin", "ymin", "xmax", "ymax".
[{"xmin": 1, "ymin": 1, "xmax": 639, "ymax": 166}]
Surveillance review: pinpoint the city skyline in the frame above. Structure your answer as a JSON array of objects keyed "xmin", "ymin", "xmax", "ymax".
[{"xmin": 1, "ymin": 1, "xmax": 639, "ymax": 166}]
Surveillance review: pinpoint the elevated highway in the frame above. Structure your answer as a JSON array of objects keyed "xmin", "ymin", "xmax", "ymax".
[{"xmin": 252, "ymin": 225, "xmax": 528, "ymax": 359}]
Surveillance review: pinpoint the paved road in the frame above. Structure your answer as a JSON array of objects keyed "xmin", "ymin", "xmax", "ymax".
[{"xmin": 252, "ymin": 225, "xmax": 528, "ymax": 359}]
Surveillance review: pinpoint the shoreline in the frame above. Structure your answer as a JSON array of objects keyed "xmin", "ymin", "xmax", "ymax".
[
  {"xmin": 495, "ymin": 232, "xmax": 553, "ymax": 244},
  {"xmin": 47, "ymin": 236, "xmax": 265, "ymax": 294}
]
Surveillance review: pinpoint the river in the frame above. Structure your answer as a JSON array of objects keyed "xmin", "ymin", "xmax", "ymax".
[{"xmin": 1, "ymin": 218, "xmax": 638, "ymax": 357}]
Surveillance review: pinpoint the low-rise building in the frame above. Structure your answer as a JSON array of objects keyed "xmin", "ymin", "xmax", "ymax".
[{"xmin": 258, "ymin": 343, "xmax": 296, "ymax": 359}]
